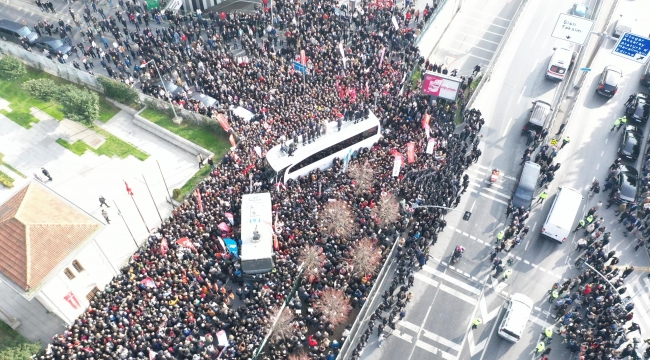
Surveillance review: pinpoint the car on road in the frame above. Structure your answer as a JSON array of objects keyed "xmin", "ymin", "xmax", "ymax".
[
  {"xmin": 615, "ymin": 165, "xmax": 638, "ymax": 204},
  {"xmin": 618, "ymin": 125, "xmax": 642, "ymax": 161},
  {"xmin": 612, "ymin": 20, "xmax": 631, "ymax": 38},
  {"xmin": 641, "ymin": 61, "xmax": 650, "ymax": 88},
  {"xmin": 498, "ymin": 293, "xmax": 533, "ymax": 342},
  {"xmin": 626, "ymin": 93, "xmax": 650, "ymax": 123},
  {"xmin": 596, "ymin": 66, "xmax": 622, "ymax": 98},
  {"xmin": 0, "ymin": 19, "xmax": 39, "ymax": 45},
  {"xmin": 33, "ymin": 36, "xmax": 72, "ymax": 56},
  {"xmin": 522, "ymin": 100, "xmax": 552, "ymax": 135},
  {"xmin": 571, "ymin": 3, "xmax": 588, "ymax": 18},
  {"xmin": 511, "ymin": 162, "xmax": 541, "ymax": 210}
]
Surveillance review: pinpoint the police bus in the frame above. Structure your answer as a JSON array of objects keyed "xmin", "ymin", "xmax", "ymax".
[
  {"xmin": 262, "ymin": 110, "xmax": 381, "ymax": 182},
  {"xmin": 240, "ymin": 193, "xmax": 274, "ymax": 274}
]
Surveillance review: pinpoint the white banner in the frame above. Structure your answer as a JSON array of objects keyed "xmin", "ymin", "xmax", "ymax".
[
  {"xmin": 392, "ymin": 16, "xmax": 399, "ymax": 30},
  {"xmin": 426, "ymin": 139, "xmax": 436, "ymax": 154},
  {"xmin": 392, "ymin": 155, "xmax": 402, "ymax": 177}
]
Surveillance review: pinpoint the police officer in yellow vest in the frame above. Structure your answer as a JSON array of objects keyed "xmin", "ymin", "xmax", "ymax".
[
  {"xmin": 610, "ymin": 116, "xmax": 626, "ymax": 132},
  {"xmin": 496, "ymin": 231, "xmax": 504, "ymax": 244},
  {"xmin": 536, "ymin": 191, "xmax": 548, "ymax": 204}
]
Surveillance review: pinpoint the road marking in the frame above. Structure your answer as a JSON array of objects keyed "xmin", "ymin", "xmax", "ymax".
[
  {"xmin": 479, "ymin": 297, "xmax": 501, "ymax": 322},
  {"xmin": 529, "ymin": 314, "xmax": 553, "ymax": 329},
  {"xmin": 415, "ymin": 339, "xmax": 438, "ymax": 355},
  {"xmin": 470, "ymin": 235, "xmax": 476, "ymax": 240},
  {"xmin": 467, "ymin": 329, "xmax": 488, "ymax": 356},
  {"xmin": 391, "ymin": 329, "xmax": 414, "ymax": 343},
  {"xmin": 456, "ymin": 229, "xmax": 462, "ymax": 233},
  {"xmin": 422, "ymin": 329, "xmax": 462, "ymax": 352},
  {"xmin": 454, "ymin": 31, "xmax": 502, "ymax": 44},
  {"xmin": 463, "ymin": 232, "xmax": 469, "ymax": 236},
  {"xmin": 539, "ymin": 267, "xmax": 547, "ymax": 272},
  {"xmin": 517, "ymin": 86, "xmax": 526, "ymax": 104},
  {"xmin": 468, "ymin": 188, "xmax": 509, "ymax": 205},
  {"xmin": 464, "ymin": 16, "xmax": 510, "ymax": 29},
  {"xmin": 414, "ymin": 272, "xmax": 441, "ymax": 288},
  {"xmin": 532, "ymin": 264, "xmax": 538, "ymax": 268},
  {"xmin": 502, "ymin": 117, "xmax": 513, "ymax": 136},
  {"xmin": 534, "ymin": 306, "xmax": 542, "ymax": 311},
  {"xmin": 516, "ymin": 256, "xmax": 522, "ymax": 260},
  {"xmin": 466, "ymin": 9, "xmax": 514, "ymax": 22},
  {"xmin": 465, "ymin": 53, "xmax": 492, "ymax": 62},
  {"xmin": 439, "ymin": 284, "xmax": 479, "ymax": 305},
  {"xmin": 421, "ymin": 265, "xmax": 482, "ymax": 295},
  {"xmin": 398, "ymin": 320, "xmax": 421, "ymax": 333}
]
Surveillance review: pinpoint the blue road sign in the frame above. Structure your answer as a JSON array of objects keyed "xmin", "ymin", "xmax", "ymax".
[
  {"xmin": 612, "ymin": 32, "xmax": 650, "ymax": 64},
  {"xmin": 580, "ymin": 67, "xmax": 591, "ymax": 71},
  {"xmin": 293, "ymin": 61, "xmax": 307, "ymax": 74}
]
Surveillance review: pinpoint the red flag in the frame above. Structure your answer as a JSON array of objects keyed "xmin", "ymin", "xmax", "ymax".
[
  {"xmin": 141, "ymin": 277, "xmax": 156, "ymax": 288},
  {"xmin": 64, "ymin": 292, "xmax": 81, "ymax": 309},
  {"xmin": 160, "ymin": 237, "xmax": 169, "ymax": 256},
  {"xmin": 421, "ymin": 113, "xmax": 431, "ymax": 128},
  {"xmin": 124, "ymin": 181, "xmax": 134, "ymax": 195},
  {"xmin": 407, "ymin": 142, "xmax": 415, "ymax": 163},
  {"xmin": 217, "ymin": 114, "xmax": 232, "ymax": 132},
  {"xmin": 195, "ymin": 189, "xmax": 203, "ymax": 213},
  {"xmin": 229, "ymin": 134, "xmax": 236, "ymax": 147},
  {"xmin": 177, "ymin": 237, "xmax": 197, "ymax": 251},
  {"xmin": 218, "ymin": 222, "xmax": 231, "ymax": 232},
  {"xmin": 300, "ymin": 49, "xmax": 307, "ymax": 65}
]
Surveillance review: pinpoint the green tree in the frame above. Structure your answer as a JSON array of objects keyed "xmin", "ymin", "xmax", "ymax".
[
  {"xmin": 0, "ymin": 56, "xmax": 26, "ymax": 81},
  {"xmin": 21, "ymin": 79, "xmax": 58, "ymax": 101},
  {"xmin": 56, "ymin": 85, "xmax": 100, "ymax": 125},
  {"xmin": 97, "ymin": 76, "xmax": 139, "ymax": 105}
]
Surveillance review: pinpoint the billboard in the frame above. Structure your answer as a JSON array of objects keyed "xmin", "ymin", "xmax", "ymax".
[{"xmin": 422, "ymin": 72, "xmax": 461, "ymax": 101}]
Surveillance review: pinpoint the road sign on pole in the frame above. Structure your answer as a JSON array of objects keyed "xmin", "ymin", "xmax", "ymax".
[
  {"xmin": 580, "ymin": 67, "xmax": 591, "ymax": 71},
  {"xmin": 611, "ymin": 32, "xmax": 650, "ymax": 64},
  {"xmin": 551, "ymin": 13, "xmax": 594, "ymax": 45},
  {"xmin": 293, "ymin": 61, "xmax": 307, "ymax": 74}
]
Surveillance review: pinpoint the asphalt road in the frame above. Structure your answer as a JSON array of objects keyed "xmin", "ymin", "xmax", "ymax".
[
  {"xmin": 426, "ymin": 0, "xmax": 523, "ymax": 78},
  {"xmin": 361, "ymin": 0, "xmax": 650, "ymax": 359}
]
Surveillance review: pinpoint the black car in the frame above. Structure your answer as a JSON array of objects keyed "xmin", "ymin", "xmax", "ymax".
[
  {"xmin": 641, "ymin": 61, "xmax": 650, "ymax": 87},
  {"xmin": 33, "ymin": 36, "xmax": 72, "ymax": 56},
  {"xmin": 626, "ymin": 92, "xmax": 650, "ymax": 123},
  {"xmin": 596, "ymin": 65, "xmax": 622, "ymax": 98},
  {"xmin": 618, "ymin": 125, "xmax": 642, "ymax": 161},
  {"xmin": 616, "ymin": 165, "xmax": 638, "ymax": 204}
]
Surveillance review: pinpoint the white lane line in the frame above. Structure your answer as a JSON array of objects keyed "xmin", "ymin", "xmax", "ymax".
[
  {"xmin": 414, "ymin": 272, "xmax": 441, "ymax": 288},
  {"xmin": 502, "ymin": 117, "xmax": 513, "ymax": 136},
  {"xmin": 469, "ymin": 188, "xmax": 509, "ymax": 205},
  {"xmin": 466, "ymin": 53, "xmax": 492, "ymax": 62},
  {"xmin": 439, "ymin": 284, "xmax": 479, "ymax": 305},
  {"xmin": 398, "ymin": 320, "xmax": 422, "ymax": 333},
  {"xmin": 463, "ymin": 232, "xmax": 469, "ymax": 236},
  {"xmin": 456, "ymin": 229, "xmax": 462, "ymax": 233},
  {"xmin": 481, "ymin": 186, "xmax": 512, "ymax": 199},
  {"xmin": 529, "ymin": 314, "xmax": 554, "ymax": 329},
  {"xmin": 414, "ymin": 339, "xmax": 438, "ymax": 355},
  {"xmin": 421, "ymin": 265, "xmax": 482, "ymax": 295},
  {"xmin": 539, "ymin": 267, "xmax": 547, "ymax": 272},
  {"xmin": 422, "ymin": 329, "xmax": 463, "ymax": 352},
  {"xmin": 454, "ymin": 31, "xmax": 502, "ymax": 44},
  {"xmin": 517, "ymin": 86, "xmax": 526, "ymax": 104},
  {"xmin": 466, "ymin": 9, "xmax": 514, "ymax": 22},
  {"xmin": 463, "ymin": 16, "xmax": 510, "ymax": 29},
  {"xmin": 470, "ymin": 235, "xmax": 477, "ymax": 240},
  {"xmin": 516, "ymin": 256, "xmax": 522, "ymax": 260},
  {"xmin": 477, "ymin": 240, "xmax": 484, "ymax": 244},
  {"xmin": 532, "ymin": 264, "xmax": 539, "ymax": 268},
  {"xmin": 391, "ymin": 330, "xmax": 415, "ymax": 343}
]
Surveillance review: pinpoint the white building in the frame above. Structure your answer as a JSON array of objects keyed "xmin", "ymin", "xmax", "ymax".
[{"xmin": 0, "ymin": 182, "xmax": 116, "ymax": 338}]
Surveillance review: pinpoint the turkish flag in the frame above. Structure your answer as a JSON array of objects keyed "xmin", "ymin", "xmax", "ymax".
[
  {"xmin": 124, "ymin": 181, "xmax": 134, "ymax": 196},
  {"xmin": 64, "ymin": 292, "xmax": 81, "ymax": 309},
  {"xmin": 177, "ymin": 237, "xmax": 197, "ymax": 251},
  {"xmin": 141, "ymin": 277, "xmax": 156, "ymax": 288},
  {"xmin": 195, "ymin": 189, "xmax": 203, "ymax": 213}
]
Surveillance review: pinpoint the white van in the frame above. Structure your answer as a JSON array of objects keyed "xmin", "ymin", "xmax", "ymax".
[
  {"xmin": 546, "ymin": 47, "xmax": 574, "ymax": 81},
  {"xmin": 541, "ymin": 187, "xmax": 583, "ymax": 243},
  {"xmin": 498, "ymin": 293, "xmax": 534, "ymax": 342}
]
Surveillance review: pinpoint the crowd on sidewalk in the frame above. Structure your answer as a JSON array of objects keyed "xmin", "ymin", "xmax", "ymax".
[{"xmin": 32, "ymin": 0, "xmax": 493, "ymax": 359}]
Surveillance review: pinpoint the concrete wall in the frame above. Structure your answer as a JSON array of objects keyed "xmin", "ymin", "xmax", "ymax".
[
  {"xmin": 134, "ymin": 107, "xmax": 214, "ymax": 158},
  {"xmin": 416, "ymin": 0, "xmax": 460, "ymax": 59}
]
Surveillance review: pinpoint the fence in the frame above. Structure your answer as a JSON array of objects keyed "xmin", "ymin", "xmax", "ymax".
[{"xmin": 0, "ymin": 41, "xmax": 103, "ymax": 93}]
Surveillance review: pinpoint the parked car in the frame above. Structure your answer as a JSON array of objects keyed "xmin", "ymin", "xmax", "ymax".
[
  {"xmin": 618, "ymin": 125, "xmax": 642, "ymax": 161},
  {"xmin": 613, "ymin": 20, "xmax": 631, "ymax": 38},
  {"xmin": 616, "ymin": 165, "xmax": 638, "ymax": 204},
  {"xmin": 571, "ymin": 3, "xmax": 588, "ymax": 18},
  {"xmin": 625, "ymin": 93, "xmax": 650, "ymax": 123},
  {"xmin": 33, "ymin": 36, "xmax": 72, "ymax": 55},
  {"xmin": 522, "ymin": 100, "xmax": 552, "ymax": 136},
  {"xmin": 0, "ymin": 19, "xmax": 39, "ymax": 45},
  {"xmin": 596, "ymin": 66, "xmax": 622, "ymax": 98},
  {"xmin": 641, "ymin": 61, "xmax": 650, "ymax": 88}
]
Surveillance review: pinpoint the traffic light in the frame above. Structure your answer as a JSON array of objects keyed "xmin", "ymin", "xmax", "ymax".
[{"xmin": 463, "ymin": 211, "xmax": 471, "ymax": 221}]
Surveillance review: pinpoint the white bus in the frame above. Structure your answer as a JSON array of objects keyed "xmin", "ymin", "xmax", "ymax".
[
  {"xmin": 263, "ymin": 110, "xmax": 381, "ymax": 182},
  {"xmin": 240, "ymin": 193, "xmax": 275, "ymax": 274}
]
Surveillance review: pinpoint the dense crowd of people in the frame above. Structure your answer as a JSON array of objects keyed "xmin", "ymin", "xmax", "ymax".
[{"xmin": 34, "ymin": 0, "xmax": 492, "ymax": 359}]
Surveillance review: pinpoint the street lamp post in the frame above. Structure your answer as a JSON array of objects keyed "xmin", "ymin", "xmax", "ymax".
[{"xmin": 145, "ymin": 59, "xmax": 181, "ymax": 123}]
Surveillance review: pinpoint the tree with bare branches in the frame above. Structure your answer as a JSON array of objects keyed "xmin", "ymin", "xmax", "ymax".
[
  {"xmin": 348, "ymin": 159, "xmax": 375, "ymax": 194},
  {"xmin": 318, "ymin": 201, "xmax": 358, "ymax": 238},
  {"xmin": 371, "ymin": 192, "xmax": 401, "ymax": 225},
  {"xmin": 315, "ymin": 288, "xmax": 351, "ymax": 328},
  {"xmin": 298, "ymin": 245, "xmax": 326, "ymax": 281},
  {"xmin": 268, "ymin": 305, "xmax": 296, "ymax": 343},
  {"xmin": 348, "ymin": 237, "xmax": 383, "ymax": 278}
]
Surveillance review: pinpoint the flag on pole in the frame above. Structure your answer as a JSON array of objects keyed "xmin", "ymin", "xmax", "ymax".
[
  {"xmin": 124, "ymin": 181, "xmax": 134, "ymax": 196},
  {"xmin": 343, "ymin": 148, "xmax": 353, "ymax": 172},
  {"xmin": 160, "ymin": 237, "xmax": 169, "ymax": 256},
  {"xmin": 195, "ymin": 189, "xmax": 203, "ymax": 213},
  {"xmin": 177, "ymin": 237, "xmax": 197, "ymax": 251}
]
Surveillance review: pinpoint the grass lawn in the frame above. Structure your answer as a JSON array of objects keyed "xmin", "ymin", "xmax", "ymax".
[
  {"xmin": 139, "ymin": 107, "xmax": 230, "ymax": 200},
  {"xmin": 0, "ymin": 66, "xmax": 119, "ymax": 128},
  {"xmin": 0, "ymin": 319, "xmax": 42, "ymax": 359},
  {"xmin": 56, "ymin": 127, "xmax": 149, "ymax": 161}
]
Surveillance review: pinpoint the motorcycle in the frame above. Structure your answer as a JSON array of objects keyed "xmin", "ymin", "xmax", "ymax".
[{"xmin": 488, "ymin": 169, "xmax": 500, "ymax": 187}]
